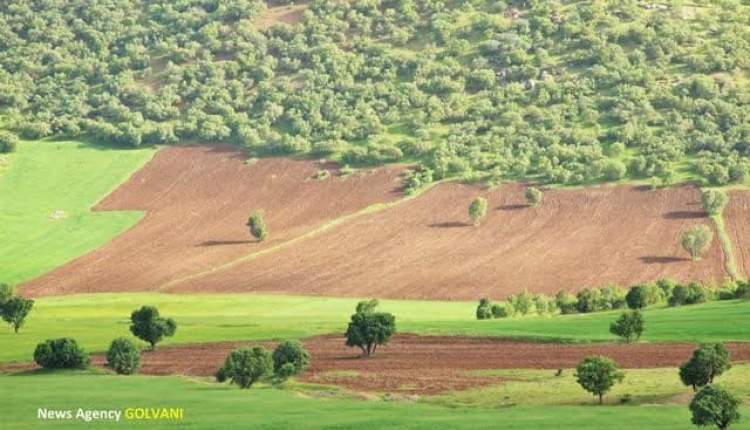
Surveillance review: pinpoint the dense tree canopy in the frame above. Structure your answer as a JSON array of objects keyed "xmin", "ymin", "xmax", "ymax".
[{"xmin": 1, "ymin": 1, "xmax": 750, "ymax": 188}]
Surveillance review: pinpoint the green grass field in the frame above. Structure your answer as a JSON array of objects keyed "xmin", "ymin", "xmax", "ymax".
[
  {"xmin": 0, "ymin": 140, "xmax": 155, "ymax": 284},
  {"xmin": 2, "ymin": 292, "xmax": 748, "ymax": 363},
  {"xmin": 3, "ymin": 371, "xmax": 748, "ymax": 430}
]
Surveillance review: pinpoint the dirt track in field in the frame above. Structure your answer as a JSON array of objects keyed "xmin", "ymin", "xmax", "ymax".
[
  {"xmin": 13, "ymin": 334, "xmax": 739, "ymax": 394},
  {"xmin": 170, "ymin": 182, "xmax": 727, "ymax": 299},
  {"xmin": 20, "ymin": 146, "xmax": 403, "ymax": 296}
]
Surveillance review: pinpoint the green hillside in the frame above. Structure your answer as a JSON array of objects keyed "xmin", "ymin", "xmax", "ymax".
[{"xmin": 1, "ymin": 1, "xmax": 750, "ymax": 190}]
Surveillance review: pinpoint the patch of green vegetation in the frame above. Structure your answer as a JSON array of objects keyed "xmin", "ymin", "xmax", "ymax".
[
  {"xmin": 431, "ymin": 365, "xmax": 750, "ymax": 408},
  {"xmin": 3, "ymin": 372, "xmax": 749, "ymax": 430},
  {"xmin": 0, "ymin": 141, "xmax": 155, "ymax": 284},
  {"xmin": 711, "ymin": 213, "xmax": 742, "ymax": 280},
  {"xmin": 2, "ymin": 293, "xmax": 749, "ymax": 363}
]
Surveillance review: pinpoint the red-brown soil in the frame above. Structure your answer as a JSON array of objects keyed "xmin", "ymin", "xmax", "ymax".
[
  {"xmin": 9, "ymin": 335, "xmax": 750, "ymax": 395},
  {"xmin": 724, "ymin": 191, "xmax": 750, "ymax": 279},
  {"xmin": 170, "ymin": 183, "xmax": 726, "ymax": 299},
  {"xmin": 21, "ymin": 146, "xmax": 403, "ymax": 296}
]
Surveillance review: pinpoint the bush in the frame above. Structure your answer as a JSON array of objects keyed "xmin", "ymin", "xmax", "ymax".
[
  {"xmin": 0, "ymin": 131, "xmax": 19, "ymax": 153},
  {"xmin": 476, "ymin": 298, "xmax": 492, "ymax": 320},
  {"xmin": 507, "ymin": 291, "xmax": 534, "ymax": 315},
  {"xmin": 491, "ymin": 304, "xmax": 510, "ymax": 318},
  {"xmin": 106, "ymin": 337, "xmax": 140, "ymax": 375},
  {"xmin": 609, "ymin": 311, "xmax": 644, "ymax": 343},
  {"xmin": 576, "ymin": 288, "xmax": 603, "ymax": 313},
  {"xmin": 679, "ymin": 343, "xmax": 732, "ymax": 391},
  {"xmin": 555, "ymin": 290, "xmax": 578, "ymax": 315},
  {"xmin": 468, "ymin": 197, "xmax": 488, "ymax": 226},
  {"xmin": 216, "ymin": 347, "xmax": 273, "ymax": 389},
  {"xmin": 34, "ymin": 338, "xmax": 90, "ymax": 369},
  {"xmin": 525, "ymin": 187, "xmax": 543, "ymax": 206},
  {"xmin": 272, "ymin": 340, "xmax": 310, "ymax": 382},
  {"xmin": 625, "ymin": 284, "xmax": 662, "ymax": 309},
  {"xmin": 701, "ymin": 189, "xmax": 729, "ymax": 216},
  {"xmin": 681, "ymin": 224, "xmax": 714, "ymax": 261},
  {"xmin": 247, "ymin": 210, "xmax": 269, "ymax": 242},
  {"xmin": 734, "ymin": 282, "xmax": 750, "ymax": 299},
  {"xmin": 689, "ymin": 385, "xmax": 741, "ymax": 430}
]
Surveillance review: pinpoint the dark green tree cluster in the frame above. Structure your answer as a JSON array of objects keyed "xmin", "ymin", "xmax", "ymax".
[
  {"xmin": 216, "ymin": 340, "xmax": 311, "ymax": 388},
  {"xmin": 0, "ymin": 283, "xmax": 34, "ymax": 333},
  {"xmin": 130, "ymin": 305, "xmax": 177, "ymax": 350}
]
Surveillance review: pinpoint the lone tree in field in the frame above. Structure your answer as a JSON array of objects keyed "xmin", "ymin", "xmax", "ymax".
[
  {"xmin": 468, "ymin": 197, "xmax": 488, "ymax": 226},
  {"xmin": 525, "ymin": 187, "xmax": 543, "ymax": 207},
  {"xmin": 701, "ymin": 189, "xmax": 729, "ymax": 216},
  {"xmin": 690, "ymin": 385, "xmax": 741, "ymax": 430},
  {"xmin": 575, "ymin": 356, "xmax": 625, "ymax": 404},
  {"xmin": 1, "ymin": 296, "xmax": 34, "ymax": 334},
  {"xmin": 247, "ymin": 210, "xmax": 268, "ymax": 242},
  {"xmin": 609, "ymin": 311, "xmax": 644, "ymax": 343},
  {"xmin": 216, "ymin": 346, "xmax": 273, "ymax": 389},
  {"xmin": 681, "ymin": 224, "xmax": 714, "ymax": 261},
  {"xmin": 106, "ymin": 337, "xmax": 141, "ymax": 375},
  {"xmin": 345, "ymin": 299, "xmax": 396, "ymax": 357},
  {"xmin": 680, "ymin": 343, "xmax": 732, "ymax": 391},
  {"xmin": 129, "ymin": 306, "xmax": 176, "ymax": 350}
]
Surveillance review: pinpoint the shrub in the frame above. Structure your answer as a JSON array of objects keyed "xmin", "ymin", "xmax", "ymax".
[
  {"xmin": 525, "ymin": 187, "xmax": 543, "ymax": 206},
  {"xmin": 555, "ymin": 290, "xmax": 578, "ymax": 314},
  {"xmin": 476, "ymin": 298, "xmax": 492, "ymax": 320},
  {"xmin": 576, "ymin": 288, "xmax": 603, "ymax": 313},
  {"xmin": 34, "ymin": 338, "xmax": 90, "ymax": 369},
  {"xmin": 508, "ymin": 291, "xmax": 533, "ymax": 315},
  {"xmin": 129, "ymin": 306, "xmax": 176, "ymax": 350},
  {"xmin": 491, "ymin": 304, "xmax": 510, "ymax": 318},
  {"xmin": 106, "ymin": 337, "xmax": 140, "ymax": 375},
  {"xmin": 0, "ymin": 131, "xmax": 19, "ymax": 153},
  {"xmin": 625, "ymin": 284, "xmax": 662, "ymax": 309},
  {"xmin": 575, "ymin": 356, "xmax": 625, "ymax": 404},
  {"xmin": 468, "ymin": 197, "xmax": 488, "ymax": 226},
  {"xmin": 272, "ymin": 340, "xmax": 310, "ymax": 382},
  {"xmin": 533, "ymin": 294, "xmax": 555, "ymax": 315},
  {"xmin": 734, "ymin": 282, "xmax": 750, "ymax": 299},
  {"xmin": 681, "ymin": 224, "xmax": 714, "ymax": 261},
  {"xmin": 247, "ymin": 210, "xmax": 269, "ymax": 242},
  {"xmin": 216, "ymin": 347, "xmax": 273, "ymax": 389},
  {"xmin": 599, "ymin": 285, "xmax": 627, "ymax": 310},
  {"xmin": 701, "ymin": 189, "xmax": 729, "ymax": 216},
  {"xmin": 689, "ymin": 385, "xmax": 741, "ymax": 430},
  {"xmin": 609, "ymin": 311, "xmax": 644, "ymax": 343}
]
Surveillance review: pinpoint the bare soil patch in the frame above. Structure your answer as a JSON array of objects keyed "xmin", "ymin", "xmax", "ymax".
[
  {"xmin": 21, "ymin": 146, "xmax": 403, "ymax": 296},
  {"xmin": 8, "ymin": 335, "xmax": 750, "ymax": 395},
  {"xmin": 724, "ymin": 191, "xmax": 750, "ymax": 279},
  {"xmin": 255, "ymin": 2, "xmax": 308, "ymax": 30},
  {"xmin": 172, "ymin": 183, "xmax": 726, "ymax": 299}
]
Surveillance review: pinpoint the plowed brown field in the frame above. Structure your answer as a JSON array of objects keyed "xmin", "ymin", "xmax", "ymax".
[
  {"xmin": 21, "ymin": 146, "xmax": 403, "ymax": 296},
  {"xmin": 725, "ymin": 191, "xmax": 750, "ymax": 279},
  {"xmin": 33, "ymin": 335, "xmax": 747, "ymax": 394},
  {"xmin": 170, "ymin": 182, "xmax": 726, "ymax": 299}
]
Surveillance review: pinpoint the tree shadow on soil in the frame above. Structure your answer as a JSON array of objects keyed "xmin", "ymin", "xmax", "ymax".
[
  {"xmin": 197, "ymin": 240, "xmax": 253, "ymax": 247},
  {"xmin": 497, "ymin": 204, "xmax": 529, "ymax": 211},
  {"xmin": 639, "ymin": 256, "xmax": 691, "ymax": 264},
  {"xmin": 429, "ymin": 222, "xmax": 471, "ymax": 228},
  {"xmin": 662, "ymin": 211, "xmax": 706, "ymax": 220}
]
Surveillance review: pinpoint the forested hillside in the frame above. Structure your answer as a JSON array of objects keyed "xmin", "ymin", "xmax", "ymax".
[{"xmin": 1, "ymin": 0, "xmax": 750, "ymax": 188}]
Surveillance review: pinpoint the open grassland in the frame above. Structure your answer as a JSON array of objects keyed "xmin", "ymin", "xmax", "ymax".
[
  {"xmin": 0, "ymin": 141, "xmax": 155, "ymax": 284},
  {"xmin": 2, "ymin": 371, "xmax": 749, "ymax": 430},
  {"xmin": 1, "ymin": 293, "xmax": 748, "ymax": 364}
]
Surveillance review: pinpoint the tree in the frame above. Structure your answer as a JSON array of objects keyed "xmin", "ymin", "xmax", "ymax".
[
  {"xmin": 680, "ymin": 344, "xmax": 732, "ymax": 391},
  {"xmin": 216, "ymin": 347, "xmax": 273, "ymax": 389},
  {"xmin": 272, "ymin": 340, "xmax": 310, "ymax": 383},
  {"xmin": 1, "ymin": 296, "xmax": 34, "ymax": 333},
  {"xmin": 129, "ymin": 306, "xmax": 176, "ymax": 350},
  {"xmin": 34, "ymin": 338, "xmax": 90, "ymax": 369},
  {"xmin": 689, "ymin": 385, "xmax": 741, "ymax": 430},
  {"xmin": 681, "ymin": 225, "xmax": 714, "ymax": 261},
  {"xmin": 525, "ymin": 187, "xmax": 543, "ymax": 206},
  {"xmin": 0, "ymin": 131, "xmax": 19, "ymax": 153},
  {"xmin": 468, "ymin": 197, "xmax": 488, "ymax": 226},
  {"xmin": 345, "ymin": 300, "xmax": 396, "ymax": 357},
  {"xmin": 702, "ymin": 189, "xmax": 729, "ymax": 216},
  {"xmin": 106, "ymin": 337, "xmax": 141, "ymax": 375},
  {"xmin": 0, "ymin": 283, "xmax": 13, "ymax": 304},
  {"xmin": 609, "ymin": 311, "xmax": 644, "ymax": 343},
  {"xmin": 625, "ymin": 285, "xmax": 649, "ymax": 309},
  {"xmin": 476, "ymin": 298, "xmax": 492, "ymax": 319},
  {"xmin": 247, "ymin": 210, "xmax": 268, "ymax": 242},
  {"xmin": 575, "ymin": 356, "xmax": 625, "ymax": 404}
]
